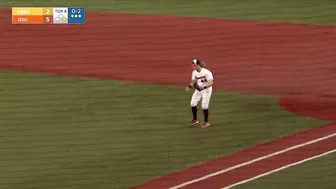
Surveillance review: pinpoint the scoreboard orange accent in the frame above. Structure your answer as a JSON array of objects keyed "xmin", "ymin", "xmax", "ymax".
[{"xmin": 12, "ymin": 15, "xmax": 44, "ymax": 24}]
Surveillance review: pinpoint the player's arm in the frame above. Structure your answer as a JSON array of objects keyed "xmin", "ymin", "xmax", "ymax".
[
  {"xmin": 188, "ymin": 72, "xmax": 196, "ymax": 88},
  {"xmin": 186, "ymin": 72, "xmax": 196, "ymax": 91},
  {"xmin": 203, "ymin": 71, "xmax": 214, "ymax": 89},
  {"xmin": 186, "ymin": 79, "xmax": 196, "ymax": 91},
  {"xmin": 203, "ymin": 80, "xmax": 213, "ymax": 89},
  {"xmin": 188, "ymin": 79, "xmax": 196, "ymax": 88}
]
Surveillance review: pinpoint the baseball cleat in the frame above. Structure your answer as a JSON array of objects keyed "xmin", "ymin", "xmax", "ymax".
[
  {"xmin": 202, "ymin": 122, "xmax": 211, "ymax": 128},
  {"xmin": 189, "ymin": 120, "xmax": 199, "ymax": 126}
]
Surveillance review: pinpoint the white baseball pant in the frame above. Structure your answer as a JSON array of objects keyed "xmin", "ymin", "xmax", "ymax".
[{"xmin": 190, "ymin": 87, "xmax": 212, "ymax": 109}]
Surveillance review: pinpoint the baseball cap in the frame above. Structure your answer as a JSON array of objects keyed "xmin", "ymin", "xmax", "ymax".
[{"xmin": 192, "ymin": 58, "xmax": 201, "ymax": 65}]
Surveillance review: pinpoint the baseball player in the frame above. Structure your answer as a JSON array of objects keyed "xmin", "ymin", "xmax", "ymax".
[{"xmin": 185, "ymin": 59, "xmax": 214, "ymax": 128}]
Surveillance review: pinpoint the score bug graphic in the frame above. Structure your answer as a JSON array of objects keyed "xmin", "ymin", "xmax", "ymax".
[{"xmin": 12, "ymin": 7, "xmax": 85, "ymax": 24}]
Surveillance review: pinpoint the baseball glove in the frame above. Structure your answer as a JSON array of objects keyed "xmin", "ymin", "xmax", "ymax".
[{"xmin": 193, "ymin": 82, "xmax": 204, "ymax": 91}]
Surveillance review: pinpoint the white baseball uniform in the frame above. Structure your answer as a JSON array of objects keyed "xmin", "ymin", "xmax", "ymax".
[{"xmin": 190, "ymin": 68, "xmax": 214, "ymax": 109}]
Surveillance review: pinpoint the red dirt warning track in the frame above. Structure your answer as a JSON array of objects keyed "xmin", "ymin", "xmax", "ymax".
[{"xmin": 0, "ymin": 8, "xmax": 336, "ymax": 188}]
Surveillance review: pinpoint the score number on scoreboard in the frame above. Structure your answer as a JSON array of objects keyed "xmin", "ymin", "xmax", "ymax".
[{"xmin": 44, "ymin": 8, "xmax": 53, "ymax": 24}]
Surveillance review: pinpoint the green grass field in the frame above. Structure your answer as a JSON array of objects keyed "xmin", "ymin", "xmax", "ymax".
[
  {"xmin": 0, "ymin": 71, "xmax": 324, "ymax": 189},
  {"xmin": 1, "ymin": 0, "xmax": 335, "ymax": 189}
]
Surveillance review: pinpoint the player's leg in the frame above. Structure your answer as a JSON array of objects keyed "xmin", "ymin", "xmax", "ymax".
[
  {"xmin": 190, "ymin": 90, "xmax": 202, "ymax": 125},
  {"xmin": 201, "ymin": 87, "xmax": 212, "ymax": 127}
]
